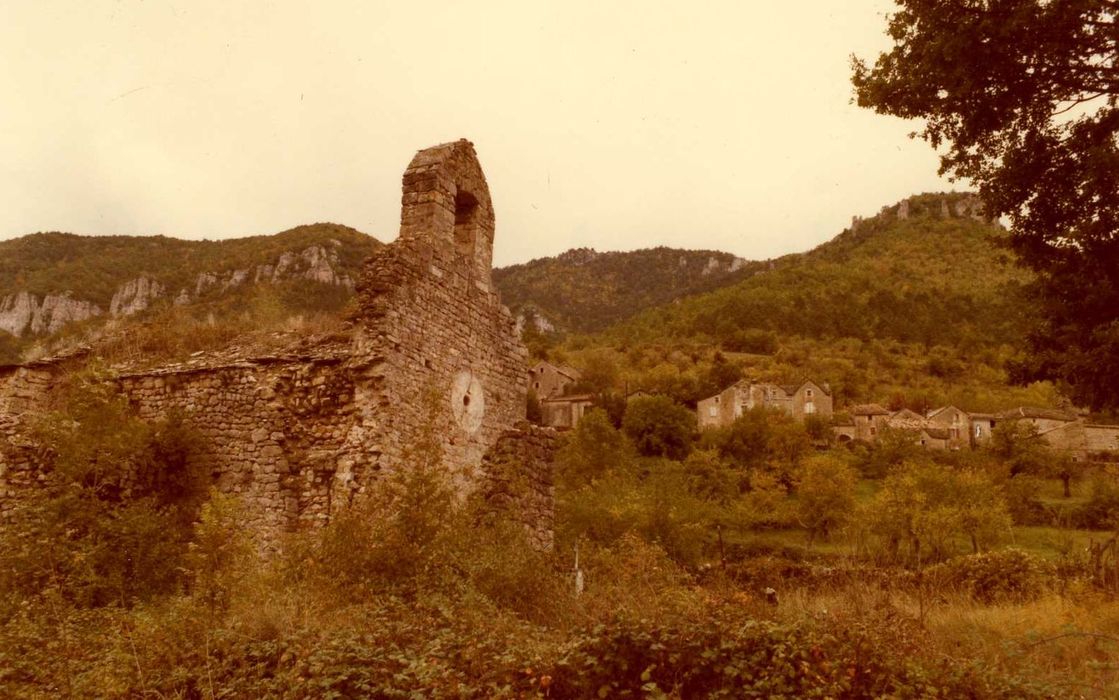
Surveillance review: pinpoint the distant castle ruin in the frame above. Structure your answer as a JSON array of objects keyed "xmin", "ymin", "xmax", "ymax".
[{"xmin": 0, "ymin": 140, "xmax": 556, "ymax": 546}]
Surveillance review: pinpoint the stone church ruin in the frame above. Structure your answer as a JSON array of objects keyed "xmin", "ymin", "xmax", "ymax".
[{"xmin": 0, "ymin": 140, "xmax": 556, "ymax": 547}]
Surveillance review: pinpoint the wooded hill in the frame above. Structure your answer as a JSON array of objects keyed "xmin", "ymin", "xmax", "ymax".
[
  {"xmin": 0, "ymin": 223, "xmax": 378, "ymax": 308},
  {"xmin": 600, "ymin": 192, "xmax": 1029, "ymax": 351},
  {"xmin": 492, "ymin": 246, "xmax": 760, "ymax": 333}
]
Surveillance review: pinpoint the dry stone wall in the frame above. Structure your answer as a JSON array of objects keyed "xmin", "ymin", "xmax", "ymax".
[{"xmin": 0, "ymin": 140, "xmax": 555, "ymax": 546}]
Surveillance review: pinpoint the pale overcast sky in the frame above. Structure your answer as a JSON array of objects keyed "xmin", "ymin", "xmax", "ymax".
[{"xmin": 0, "ymin": 1, "xmax": 958, "ymax": 267}]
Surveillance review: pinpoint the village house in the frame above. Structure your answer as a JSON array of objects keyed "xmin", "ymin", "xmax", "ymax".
[
  {"xmin": 846, "ymin": 404, "xmax": 891, "ymax": 442},
  {"xmin": 994, "ymin": 406, "xmax": 1080, "ymax": 434},
  {"xmin": 697, "ymin": 379, "xmax": 833, "ymax": 429},
  {"xmin": 925, "ymin": 405, "xmax": 976, "ymax": 449},
  {"xmin": 835, "ymin": 401, "xmax": 1119, "ymax": 461},
  {"xmin": 539, "ymin": 393, "xmax": 595, "ymax": 430},
  {"xmin": 1037, "ymin": 421, "xmax": 1119, "ymax": 462},
  {"xmin": 528, "ymin": 360, "xmax": 580, "ymax": 398}
]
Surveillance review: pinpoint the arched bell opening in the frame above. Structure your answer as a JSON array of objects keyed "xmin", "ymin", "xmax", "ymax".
[{"xmin": 453, "ymin": 190, "xmax": 479, "ymax": 258}]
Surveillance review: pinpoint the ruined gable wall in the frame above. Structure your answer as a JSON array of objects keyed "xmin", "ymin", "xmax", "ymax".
[{"xmin": 350, "ymin": 140, "xmax": 528, "ymax": 485}]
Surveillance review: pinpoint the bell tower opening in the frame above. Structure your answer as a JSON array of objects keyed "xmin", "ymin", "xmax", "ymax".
[{"xmin": 454, "ymin": 190, "xmax": 479, "ymax": 257}]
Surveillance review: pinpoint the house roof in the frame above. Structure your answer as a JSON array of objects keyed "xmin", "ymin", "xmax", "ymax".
[
  {"xmin": 850, "ymin": 403, "xmax": 890, "ymax": 416},
  {"xmin": 531, "ymin": 360, "xmax": 581, "ymax": 381},
  {"xmin": 779, "ymin": 380, "xmax": 832, "ymax": 396},
  {"xmin": 997, "ymin": 406, "xmax": 1078, "ymax": 422},
  {"xmin": 887, "ymin": 409, "xmax": 926, "ymax": 430},
  {"xmin": 541, "ymin": 393, "xmax": 594, "ymax": 404},
  {"xmin": 926, "ymin": 405, "xmax": 966, "ymax": 421}
]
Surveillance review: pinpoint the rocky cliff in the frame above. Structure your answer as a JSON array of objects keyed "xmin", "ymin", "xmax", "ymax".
[{"xmin": 0, "ymin": 227, "xmax": 375, "ymax": 344}]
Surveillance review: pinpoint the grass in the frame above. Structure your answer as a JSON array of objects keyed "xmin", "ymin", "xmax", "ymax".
[{"xmin": 1010, "ymin": 525, "xmax": 1113, "ymax": 560}]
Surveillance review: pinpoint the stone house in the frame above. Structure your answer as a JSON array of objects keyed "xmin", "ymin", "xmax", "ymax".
[
  {"xmin": 925, "ymin": 405, "xmax": 974, "ymax": 449},
  {"xmin": 916, "ymin": 427, "xmax": 950, "ymax": 450},
  {"xmin": 0, "ymin": 140, "xmax": 558, "ymax": 547},
  {"xmin": 1038, "ymin": 421, "xmax": 1119, "ymax": 462},
  {"xmin": 697, "ymin": 379, "xmax": 833, "ymax": 429},
  {"xmin": 849, "ymin": 404, "xmax": 891, "ymax": 442},
  {"xmin": 994, "ymin": 406, "xmax": 1079, "ymax": 434},
  {"xmin": 969, "ymin": 413, "xmax": 995, "ymax": 445},
  {"xmin": 540, "ymin": 393, "xmax": 595, "ymax": 430},
  {"xmin": 528, "ymin": 360, "xmax": 580, "ymax": 398}
]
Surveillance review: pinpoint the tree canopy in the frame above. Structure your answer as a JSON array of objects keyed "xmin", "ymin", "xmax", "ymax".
[{"xmin": 852, "ymin": 0, "xmax": 1119, "ymax": 409}]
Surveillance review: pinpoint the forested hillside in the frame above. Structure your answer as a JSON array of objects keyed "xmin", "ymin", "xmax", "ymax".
[
  {"xmin": 0, "ymin": 223, "xmax": 378, "ymax": 308},
  {"xmin": 602, "ymin": 193, "xmax": 1028, "ymax": 350},
  {"xmin": 492, "ymin": 246, "xmax": 760, "ymax": 333}
]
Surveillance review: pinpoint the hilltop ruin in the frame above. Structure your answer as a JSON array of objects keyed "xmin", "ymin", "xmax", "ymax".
[{"xmin": 0, "ymin": 140, "xmax": 556, "ymax": 546}]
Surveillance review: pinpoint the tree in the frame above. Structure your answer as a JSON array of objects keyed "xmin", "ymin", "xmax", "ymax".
[
  {"xmin": 701, "ymin": 407, "xmax": 812, "ymax": 477},
  {"xmin": 622, "ymin": 395, "xmax": 696, "ymax": 460},
  {"xmin": 852, "ymin": 1, "xmax": 1119, "ymax": 410},
  {"xmin": 556, "ymin": 408, "xmax": 633, "ymax": 488},
  {"xmin": 795, "ymin": 454, "xmax": 859, "ymax": 546},
  {"xmin": 865, "ymin": 462, "xmax": 1011, "ymax": 563},
  {"xmin": 990, "ymin": 420, "xmax": 1084, "ymax": 497}
]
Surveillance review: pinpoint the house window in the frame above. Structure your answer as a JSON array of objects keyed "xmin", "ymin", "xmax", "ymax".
[
  {"xmin": 805, "ymin": 402, "xmax": 816, "ymax": 414},
  {"xmin": 975, "ymin": 424, "xmax": 982, "ymax": 438},
  {"xmin": 708, "ymin": 406, "xmax": 717, "ymax": 417},
  {"xmin": 714, "ymin": 396, "xmax": 720, "ymax": 404},
  {"xmin": 870, "ymin": 426, "xmax": 877, "ymax": 436},
  {"xmin": 806, "ymin": 389, "xmax": 814, "ymax": 399},
  {"xmin": 534, "ymin": 382, "xmax": 540, "ymax": 389}
]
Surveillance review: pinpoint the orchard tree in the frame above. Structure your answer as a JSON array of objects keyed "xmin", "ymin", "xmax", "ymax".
[
  {"xmin": 852, "ymin": 1, "xmax": 1119, "ymax": 410},
  {"xmin": 795, "ymin": 454, "xmax": 859, "ymax": 546}
]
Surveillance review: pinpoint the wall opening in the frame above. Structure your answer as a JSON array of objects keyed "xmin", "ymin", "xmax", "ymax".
[{"xmin": 454, "ymin": 190, "xmax": 479, "ymax": 257}]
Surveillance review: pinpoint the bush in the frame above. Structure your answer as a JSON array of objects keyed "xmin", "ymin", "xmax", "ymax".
[
  {"xmin": 0, "ymin": 374, "xmax": 204, "ymax": 608},
  {"xmin": 927, "ymin": 549, "xmax": 1056, "ymax": 603},
  {"xmin": 543, "ymin": 609, "xmax": 1050, "ymax": 699},
  {"xmin": 1069, "ymin": 473, "xmax": 1119, "ymax": 529}
]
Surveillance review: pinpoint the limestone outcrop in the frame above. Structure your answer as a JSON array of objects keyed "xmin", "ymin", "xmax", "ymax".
[
  {"xmin": 0, "ymin": 291, "xmax": 102, "ymax": 336},
  {"xmin": 110, "ymin": 276, "xmax": 166, "ymax": 317}
]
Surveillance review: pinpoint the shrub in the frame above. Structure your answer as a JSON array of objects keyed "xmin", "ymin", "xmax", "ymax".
[
  {"xmin": 0, "ymin": 373, "xmax": 204, "ymax": 608},
  {"xmin": 927, "ymin": 549, "xmax": 1056, "ymax": 603}
]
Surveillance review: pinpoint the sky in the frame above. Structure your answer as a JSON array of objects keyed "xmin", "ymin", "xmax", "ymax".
[{"xmin": 0, "ymin": 1, "xmax": 961, "ymax": 267}]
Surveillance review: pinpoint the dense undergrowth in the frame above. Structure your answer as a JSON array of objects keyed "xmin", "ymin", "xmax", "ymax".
[{"xmin": 5, "ymin": 379, "xmax": 1119, "ymax": 697}]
